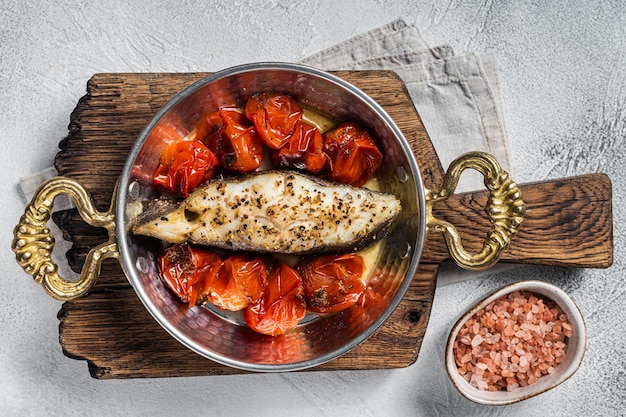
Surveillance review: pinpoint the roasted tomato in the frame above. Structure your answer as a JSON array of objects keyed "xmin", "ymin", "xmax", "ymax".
[
  {"xmin": 322, "ymin": 122, "xmax": 383, "ymax": 186},
  {"xmin": 244, "ymin": 262, "xmax": 307, "ymax": 336},
  {"xmin": 152, "ymin": 139, "xmax": 219, "ymax": 197},
  {"xmin": 298, "ymin": 253, "xmax": 365, "ymax": 314},
  {"xmin": 272, "ymin": 120, "xmax": 327, "ymax": 174},
  {"xmin": 206, "ymin": 254, "xmax": 267, "ymax": 311},
  {"xmin": 157, "ymin": 243, "xmax": 222, "ymax": 307},
  {"xmin": 202, "ymin": 109, "xmax": 264, "ymax": 173},
  {"xmin": 245, "ymin": 92, "xmax": 304, "ymax": 149}
]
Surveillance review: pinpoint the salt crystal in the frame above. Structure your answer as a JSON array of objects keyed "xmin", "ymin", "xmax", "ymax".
[
  {"xmin": 507, "ymin": 383, "xmax": 520, "ymax": 392},
  {"xmin": 519, "ymin": 356, "xmax": 528, "ymax": 367},
  {"xmin": 563, "ymin": 322, "xmax": 573, "ymax": 337},
  {"xmin": 453, "ymin": 290, "xmax": 571, "ymax": 393},
  {"xmin": 471, "ymin": 334, "xmax": 483, "ymax": 348}
]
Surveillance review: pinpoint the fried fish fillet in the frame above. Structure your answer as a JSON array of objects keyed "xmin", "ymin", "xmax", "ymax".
[{"xmin": 132, "ymin": 170, "xmax": 402, "ymax": 255}]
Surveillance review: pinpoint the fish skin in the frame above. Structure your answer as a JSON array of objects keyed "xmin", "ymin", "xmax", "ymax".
[{"xmin": 132, "ymin": 170, "xmax": 402, "ymax": 255}]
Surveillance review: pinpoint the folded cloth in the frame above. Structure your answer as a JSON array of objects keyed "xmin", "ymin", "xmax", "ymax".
[
  {"xmin": 19, "ymin": 18, "xmax": 515, "ymax": 286},
  {"xmin": 300, "ymin": 19, "xmax": 431, "ymax": 64}
]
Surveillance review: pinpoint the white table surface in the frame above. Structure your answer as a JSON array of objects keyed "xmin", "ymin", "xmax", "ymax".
[{"xmin": 2, "ymin": 1, "xmax": 624, "ymax": 416}]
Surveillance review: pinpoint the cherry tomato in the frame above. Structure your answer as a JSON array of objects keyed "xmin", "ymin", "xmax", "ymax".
[
  {"xmin": 202, "ymin": 109, "xmax": 264, "ymax": 173},
  {"xmin": 206, "ymin": 255, "xmax": 267, "ymax": 311},
  {"xmin": 244, "ymin": 262, "xmax": 307, "ymax": 336},
  {"xmin": 152, "ymin": 139, "xmax": 219, "ymax": 197},
  {"xmin": 322, "ymin": 122, "xmax": 383, "ymax": 186},
  {"xmin": 298, "ymin": 253, "xmax": 365, "ymax": 314},
  {"xmin": 245, "ymin": 92, "xmax": 304, "ymax": 149},
  {"xmin": 157, "ymin": 243, "xmax": 222, "ymax": 307},
  {"xmin": 272, "ymin": 120, "xmax": 327, "ymax": 174}
]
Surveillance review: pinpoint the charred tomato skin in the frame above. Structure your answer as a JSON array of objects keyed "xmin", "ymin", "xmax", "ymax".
[
  {"xmin": 202, "ymin": 109, "xmax": 264, "ymax": 173},
  {"xmin": 206, "ymin": 254, "xmax": 267, "ymax": 311},
  {"xmin": 298, "ymin": 253, "xmax": 365, "ymax": 314},
  {"xmin": 157, "ymin": 243, "xmax": 222, "ymax": 307},
  {"xmin": 322, "ymin": 122, "xmax": 383, "ymax": 186},
  {"xmin": 244, "ymin": 262, "xmax": 307, "ymax": 336},
  {"xmin": 152, "ymin": 139, "xmax": 219, "ymax": 197},
  {"xmin": 272, "ymin": 120, "xmax": 327, "ymax": 174},
  {"xmin": 245, "ymin": 92, "xmax": 304, "ymax": 149}
]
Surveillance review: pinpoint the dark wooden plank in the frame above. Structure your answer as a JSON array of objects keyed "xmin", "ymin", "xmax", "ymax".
[{"xmin": 422, "ymin": 173, "xmax": 613, "ymax": 268}]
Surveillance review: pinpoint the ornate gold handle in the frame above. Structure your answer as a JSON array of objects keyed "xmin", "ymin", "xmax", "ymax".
[
  {"xmin": 12, "ymin": 177, "xmax": 119, "ymax": 300},
  {"xmin": 425, "ymin": 152, "xmax": 526, "ymax": 270}
]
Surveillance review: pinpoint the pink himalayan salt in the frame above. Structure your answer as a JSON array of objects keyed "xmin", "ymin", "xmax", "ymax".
[{"xmin": 453, "ymin": 290, "xmax": 571, "ymax": 392}]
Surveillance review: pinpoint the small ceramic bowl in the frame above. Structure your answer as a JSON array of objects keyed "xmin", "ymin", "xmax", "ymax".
[{"xmin": 445, "ymin": 280, "xmax": 586, "ymax": 405}]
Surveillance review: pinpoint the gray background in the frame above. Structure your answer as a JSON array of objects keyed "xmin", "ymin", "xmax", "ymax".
[{"xmin": 1, "ymin": 1, "xmax": 624, "ymax": 416}]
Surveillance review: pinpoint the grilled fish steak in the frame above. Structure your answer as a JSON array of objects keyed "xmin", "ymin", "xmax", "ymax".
[{"xmin": 133, "ymin": 170, "xmax": 402, "ymax": 255}]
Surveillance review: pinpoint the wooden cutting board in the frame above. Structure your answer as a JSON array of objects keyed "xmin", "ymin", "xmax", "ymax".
[{"xmin": 52, "ymin": 71, "xmax": 613, "ymax": 379}]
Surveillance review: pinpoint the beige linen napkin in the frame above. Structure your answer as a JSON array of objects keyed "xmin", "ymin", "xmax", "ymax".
[{"xmin": 19, "ymin": 18, "xmax": 515, "ymax": 286}]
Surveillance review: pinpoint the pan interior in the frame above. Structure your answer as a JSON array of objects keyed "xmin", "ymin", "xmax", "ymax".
[{"xmin": 117, "ymin": 63, "xmax": 425, "ymax": 372}]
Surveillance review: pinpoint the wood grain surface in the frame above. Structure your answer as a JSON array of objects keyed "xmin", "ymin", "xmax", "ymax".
[{"xmin": 53, "ymin": 72, "xmax": 613, "ymax": 379}]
